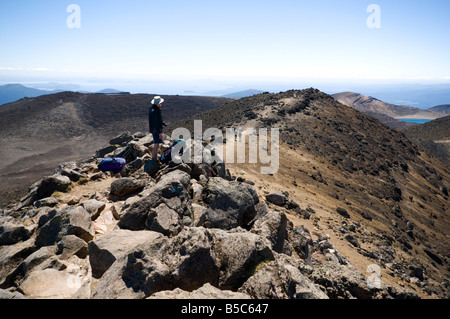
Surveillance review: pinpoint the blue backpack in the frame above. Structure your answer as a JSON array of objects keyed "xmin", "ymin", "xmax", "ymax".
[{"xmin": 98, "ymin": 157, "xmax": 127, "ymax": 174}]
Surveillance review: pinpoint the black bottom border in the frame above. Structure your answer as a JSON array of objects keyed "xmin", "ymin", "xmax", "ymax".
[{"xmin": 1, "ymin": 299, "xmax": 446, "ymax": 317}]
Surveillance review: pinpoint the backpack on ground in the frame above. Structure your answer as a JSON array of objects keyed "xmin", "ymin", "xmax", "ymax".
[{"xmin": 98, "ymin": 157, "xmax": 127, "ymax": 174}]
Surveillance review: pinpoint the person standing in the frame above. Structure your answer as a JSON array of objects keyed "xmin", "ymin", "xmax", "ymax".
[{"xmin": 149, "ymin": 96, "xmax": 166, "ymax": 160}]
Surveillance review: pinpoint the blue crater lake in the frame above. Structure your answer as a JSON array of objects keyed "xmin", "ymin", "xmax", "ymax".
[{"xmin": 397, "ymin": 119, "xmax": 432, "ymax": 124}]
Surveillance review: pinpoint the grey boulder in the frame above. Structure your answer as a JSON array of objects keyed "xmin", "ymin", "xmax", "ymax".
[
  {"xmin": 88, "ymin": 229, "xmax": 163, "ymax": 279},
  {"xmin": 35, "ymin": 206, "xmax": 94, "ymax": 247},
  {"xmin": 110, "ymin": 178, "xmax": 146, "ymax": 198},
  {"xmin": 199, "ymin": 178, "xmax": 258, "ymax": 230}
]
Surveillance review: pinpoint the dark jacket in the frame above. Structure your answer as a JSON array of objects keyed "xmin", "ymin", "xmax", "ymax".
[{"xmin": 149, "ymin": 105, "xmax": 164, "ymax": 134}]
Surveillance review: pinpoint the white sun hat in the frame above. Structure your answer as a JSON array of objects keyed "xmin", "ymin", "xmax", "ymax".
[{"xmin": 151, "ymin": 96, "xmax": 164, "ymax": 105}]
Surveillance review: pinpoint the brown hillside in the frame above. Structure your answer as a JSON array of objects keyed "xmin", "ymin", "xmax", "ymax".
[{"xmin": 169, "ymin": 88, "xmax": 450, "ymax": 298}]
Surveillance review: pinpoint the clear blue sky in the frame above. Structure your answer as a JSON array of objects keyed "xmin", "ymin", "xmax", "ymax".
[{"xmin": 0, "ymin": 0, "xmax": 449, "ymax": 93}]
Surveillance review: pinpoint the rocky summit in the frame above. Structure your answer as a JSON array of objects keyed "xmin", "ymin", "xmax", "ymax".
[{"xmin": 0, "ymin": 131, "xmax": 424, "ymax": 299}]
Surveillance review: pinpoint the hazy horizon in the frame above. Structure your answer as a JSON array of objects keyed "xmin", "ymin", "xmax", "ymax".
[{"xmin": 1, "ymin": 77, "xmax": 449, "ymax": 109}]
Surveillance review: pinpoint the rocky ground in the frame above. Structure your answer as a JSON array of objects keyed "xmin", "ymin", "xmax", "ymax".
[{"xmin": 0, "ymin": 132, "xmax": 426, "ymax": 299}]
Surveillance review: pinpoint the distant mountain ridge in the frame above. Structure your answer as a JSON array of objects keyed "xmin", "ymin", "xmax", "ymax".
[
  {"xmin": 95, "ymin": 88, "xmax": 129, "ymax": 94},
  {"xmin": 0, "ymin": 84, "xmax": 59, "ymax": 105},
  {"xmin": 221, "ymin": 89, "xmax": 266, "ymax": 98},
  {"xmin": 332, "ymin": 92, "xmax": 445, "ymax": 119},
  {"xmin": 0, "ymin": 84, "xmax": 129, "ymax": 105}
]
